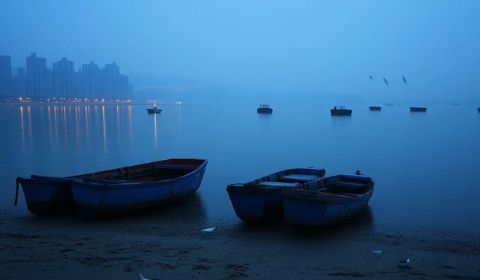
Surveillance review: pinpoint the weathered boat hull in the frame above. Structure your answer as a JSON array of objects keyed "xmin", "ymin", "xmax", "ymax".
[
  {"xmin": 283, "ymin": 190, "xmax": 373, "ymax": 227},
  {"xmin": 227, "ymin": 168, "xmax": 325, "ymax": 223},
  {"xmin": 16, "ymin": 159, "xmax": 207, "ymax": 217},
  {"xmin": 72, "ymin": 160, "xmax": 207, "ymax": 217},
  {"xmin": 282, "ymin": 175, "xmax": 374, "ymax": 227},
  {"xmin": 227, "ymin": 187, "xmax": 284, "ymax": 223},
  {"xmin": 16, "ymin": 177, "xmax": 74, "ymax": 217}
]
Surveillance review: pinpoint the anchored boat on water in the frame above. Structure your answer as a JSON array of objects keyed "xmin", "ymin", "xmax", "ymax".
[
  {"xmin": 257, "ymin": 105, "xmax": 273, "ymax": 114},
  {"xmin": 410, "ymin": 107, "xmax": 427, "ymax": 112},
  {"xmin": 330, "ymin": 106, "xmax": 352, "ymax": 116},
  {"xmin": 16, "ymin": 158, "xmax": 207, "ymax": 217},
  {"xmin": 369, "ymin": 106, "xmax": 382, "ymax": 111},
  {"xmin": 282, "ymin": 175, "xmax": 374, "ymax": 227},
  {"xmin": 146, "ymin": 105, "xmax": 162, "ymax": 114},
  {"xmin": 227, "ymin": 168, "xmax": 325, "ymax": 223}
]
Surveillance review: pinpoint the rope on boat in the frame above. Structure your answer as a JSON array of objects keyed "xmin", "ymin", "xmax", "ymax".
[{"xmin": 14, "ymin": 178, "xmax": 20, "ymax": 206}]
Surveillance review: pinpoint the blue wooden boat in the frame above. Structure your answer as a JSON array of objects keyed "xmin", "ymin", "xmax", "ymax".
[
  {"xmin": 71, "ymin": 158, "xmax": 207, "ymax": 217},
  {"xmin": 15, "ymin": 158, "xmax": 207, "ymax": 217},
  {"xmin": 227, "ymin": 168, "xmax": 326, "ymax": 223},
  {"xmin": 282, "ymin": 175, "xmax": 374, "ymax": 227}
]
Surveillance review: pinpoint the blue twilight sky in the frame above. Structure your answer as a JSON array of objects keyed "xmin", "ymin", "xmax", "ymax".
[{"xmin": 1, "ymin": 0, "xmax": 479, "ymax": 100}]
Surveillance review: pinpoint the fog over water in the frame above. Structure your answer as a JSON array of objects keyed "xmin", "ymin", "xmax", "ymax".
[
  {"xmin": 1, "ymin": 1, "xmax": 480, "ymax": 101},
  {"xmin": 1, "ymin": 1, "xmax": 480, "ymax": 233}
]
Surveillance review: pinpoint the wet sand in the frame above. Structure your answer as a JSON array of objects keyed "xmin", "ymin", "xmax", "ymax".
[{"xmin": 1, "ymin": 203, "xmax": 480, "ymax": 280}]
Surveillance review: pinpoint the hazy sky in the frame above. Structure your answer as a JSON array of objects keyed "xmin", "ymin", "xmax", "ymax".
[{"xmin": 1, "ymin": 0, "xmax": 479, "ymax": 100}]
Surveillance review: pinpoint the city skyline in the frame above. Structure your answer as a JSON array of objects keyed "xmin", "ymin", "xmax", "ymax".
[{"xmin": 0, "ymin": 52, "xmax": 133, "ymax": 99}]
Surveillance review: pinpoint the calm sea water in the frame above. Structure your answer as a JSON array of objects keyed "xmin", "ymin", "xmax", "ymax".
[{"xmin": 1, "ymin": 102, "xmax": 479, "ymax": 233}]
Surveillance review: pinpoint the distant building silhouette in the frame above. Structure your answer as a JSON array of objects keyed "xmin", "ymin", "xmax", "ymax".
[
  {"xmin": 0, "ymin": 55, "xmax": 12, "ymax": 96},
  {"xmin": 12, "ymin": 67, "xmax": 26, "ymax": 97},
  {"xmin": 1, "ymin": 52, "xmax": 133, "ymax": 100},
  {"xmin": 52, "ymin": 57, "xmax": 75, "ymax": 97},
  {"xmin": 81, "ymin": 61, "xmax": 101, "ymax": 98},
  {"xmin": 26, "ymin": 53, "xmax": 48, "ymax": 98}
]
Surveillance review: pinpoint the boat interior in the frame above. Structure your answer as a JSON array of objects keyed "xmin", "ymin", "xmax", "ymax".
[
  {"xmin": 247, "ymin": 169, "xmax": 326, "ymax": 188},
  {"xmin": 311, "ymin": 175, "xmax": 373, "ymax": 196}
]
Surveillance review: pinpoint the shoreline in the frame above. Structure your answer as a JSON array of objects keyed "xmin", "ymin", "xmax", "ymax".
[{"xmin": 1, "ymin": 208, "xmax": 479, "ymax": 279}]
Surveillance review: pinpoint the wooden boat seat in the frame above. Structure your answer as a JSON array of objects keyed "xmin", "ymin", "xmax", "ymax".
[
  {"xmin": 257, "ymin": 181, "xmax": 300, "ymax": 188},
  {"xmin": 280, "ymin": 174, "xmax": 319, "ymax": 183}
]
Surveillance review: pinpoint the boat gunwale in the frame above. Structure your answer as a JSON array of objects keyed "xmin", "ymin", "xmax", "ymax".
[
  {"xmin": 72, "ymin": 159, "xmax": 208, "ymax": 190},
  {"xmin": 18, "ymin": 158, "xmax": 207, "ymax": 189}
]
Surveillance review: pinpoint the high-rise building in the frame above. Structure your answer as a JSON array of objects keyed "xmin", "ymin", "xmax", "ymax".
[
  {"xmin": 0, "ymin": 55, "xmax": 12, "ymax": 96},
  {"xmin": 52, "ymin": 57, "xmax": 74, "ymax": 97},
  {"xmin": 12, "ymin": 67, "xmax": 26, "ymax": 97},
  {"xmin": 6, "ymin": 53, "xmax": 133, "ymax": 99},
  {"xmin": 82, "ymin": 61, "xmax": 101, "ymax": 98},
  {"xmin": 26, "ymin": 53, "xmax": 48, "ymax": 98},
  {"xmin": 73, "ymin": 69, "xmax": 82, "ymax": 98},
  {"xmin": 102, "ymin": 62, "xmax": 120, "ymax": 99}
]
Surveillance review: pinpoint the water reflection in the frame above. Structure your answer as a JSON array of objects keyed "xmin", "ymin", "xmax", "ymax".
[
  {"xmin": 18, "ymin": 106, "xmax": 33, "ymax": 150},
  {"xmin": 127, "ymin": 105, "xmax": 133, "ymax": 139},
  {"xmin": 53, "ymin": 105, "xmax": 59, "ymax": 142},
  {"xmin": 19, "ymin": 106, "xmax": 24, "ymax": 144},
  {"xmin": 101, "ymin": 105, "xmax": 107, "ymax": 149},
  {"xmin": 75, "ymin": 106, "xmax": 80, "ymax": 144},
  {"xmin": 153, "ymin": 113, "xmax": 158, "ymax": 149},
  {"xmin": 16, "ymin": 104, "xmax": 137, "ymax": 153},
  {"xmin": 62, "ymin": 106, "xmax": 68, "ymax": 142},
  {"xmin": 115, "ymin": 105, "xmax": 120, "ymax": 139},
  {"xmin": 84, "ymin": 105, "xmax": 90, "ymax": 144}
]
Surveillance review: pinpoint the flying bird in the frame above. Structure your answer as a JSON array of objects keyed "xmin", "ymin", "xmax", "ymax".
[
  {"xmin": 383, "ymin": 77, "xmax": 389, "ymax": 86},
  {"xmin": 402, "ymin": 75, "xmax": 408, "ymax": 85}
]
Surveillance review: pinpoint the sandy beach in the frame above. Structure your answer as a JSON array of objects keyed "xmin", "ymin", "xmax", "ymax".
[{"xmin": 1, "ymin": 199, "xmax": 479, "ymax": 280}]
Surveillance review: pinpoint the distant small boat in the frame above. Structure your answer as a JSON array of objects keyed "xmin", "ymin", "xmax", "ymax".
[
  {"xmin": 385, "ymin": 103, "xmax": 394, "ymax": 106},
  {"xmin": 227, "ymin": 168, "xmax": 325, "ymax": 223},
  {"xmin": 146, "ymin": 106, "xmax": 162, "ymax": 114},
  {"xmin": 257, "ymin": 105, "xmax": 273, "ymax": 114},
  {"xmin": 477, "ymin": 107, "xmax": 480, "ymax": 113},
  {"xmin": 331, "ymin": 106, "xmax": 352, "ymax": 116},
  {"xmin": 410, "ymin": 107, "xmax": 427, "ymax": 112},
  {"xmin": 282, "ymin": 175, "xmax": 374, "ymax": 227},
  {"xmin": 16, "ymin": 159, "xmax": 207, "ymax": 217},
  {"xmin": 369, "ymin": 106, "xmax": 382, "ymax": 111}
]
